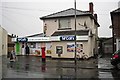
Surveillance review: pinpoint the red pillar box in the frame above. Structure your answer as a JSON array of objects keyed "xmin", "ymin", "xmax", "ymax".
[{"xmin": 41, "ymin": 47, "xmax": 46, "ymax": 62}]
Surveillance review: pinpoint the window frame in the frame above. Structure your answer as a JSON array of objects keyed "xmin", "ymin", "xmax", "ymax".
[{"xmin": 58, "ymin": 18, "xmax": 71, "ymax": 30}]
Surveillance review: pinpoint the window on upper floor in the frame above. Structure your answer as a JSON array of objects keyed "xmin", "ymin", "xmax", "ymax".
[{"xmin": 58, "ymin": 18, "xmax": 71, "ymax": 30}]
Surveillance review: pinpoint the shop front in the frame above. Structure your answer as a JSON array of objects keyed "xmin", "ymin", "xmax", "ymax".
[
  {"xmin": 12, "ymin": 34, "xmax": 95, "ymax": 59},
  {"xmin": 51, "ymin": 35, "xmax": 91, "ymax": 58},
  {"xmin": 12, "ymin": 37, "xmax": 52, "ymax": 56}
]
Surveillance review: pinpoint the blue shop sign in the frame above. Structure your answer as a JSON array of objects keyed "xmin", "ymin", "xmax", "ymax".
[
  {"xmin": 60, "ymin": 36, "xmax": 76, "ymax": 41},
  {"xmin": 17, "ymin": 38, "xmax": 28, "ymax": 42}
]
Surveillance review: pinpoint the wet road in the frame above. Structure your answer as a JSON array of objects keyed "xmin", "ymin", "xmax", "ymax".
[
  {"xmin": 1, "ymin": 55, "xmax": 120, "ymax": 79},
  {"xmin": 2, "ymin": 56, "xmax": 98, "ymax": 79},
  {"xmin": 98, "ymin": 56, "xmax": 120, "ymax": 80}
]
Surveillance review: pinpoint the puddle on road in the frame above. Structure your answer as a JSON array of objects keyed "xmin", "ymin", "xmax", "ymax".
[{"xmin": 99, "ymin": 71, "xmax": 113, "ymax": 78}]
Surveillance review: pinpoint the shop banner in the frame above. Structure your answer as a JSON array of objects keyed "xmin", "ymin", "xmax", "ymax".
[{"xmin": 60, "ymin": 36, "xmax": 76, "ymax": 41}]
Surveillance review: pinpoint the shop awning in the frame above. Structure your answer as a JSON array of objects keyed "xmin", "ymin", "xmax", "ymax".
[{"xmin": 51, "ymin": 30, "xmax": 89, "ymax": 36}]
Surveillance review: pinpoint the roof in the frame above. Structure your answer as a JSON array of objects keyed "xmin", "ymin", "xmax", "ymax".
[
  {"xmin": 40, "ymin": 8, "xmax": 91, "ymax": 19},
  {"xmin": 40, "ymin": 8, "xmax": 100, "ymax": 27},
  {"xmin": 110, "ymin": 8, "xmax": 120, "ymax": 28},
  {"xmin": 8, "ymin": 34, "xmax": 12, "ymax": 37},
  {"xmin": 51, "ymin": 30, "xmax": 89, "ymax": 36},
  {"xmin": 111, "ymin": 8, "xmax": 120, "ymax": 13},
  {"xmin": 26, "ymin": 33, "xmax": 44, "ymax": 37}
]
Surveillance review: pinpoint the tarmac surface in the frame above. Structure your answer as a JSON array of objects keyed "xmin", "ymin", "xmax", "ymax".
[
  {"xmin": 98, "ymin": 55, "xmax": 120, "ymax": 80},
  {"xmin": 1, "ymin": 55, "xmax": 120, "ymax": 80},
  {"xmin": 2, "ymin": 55, "xmax": 98, "ymax": 79}
]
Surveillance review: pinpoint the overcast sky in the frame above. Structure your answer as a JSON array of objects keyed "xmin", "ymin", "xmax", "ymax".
[{"xmin": 0, "ymin": 0, "xmax": 120, "ymax": 37}]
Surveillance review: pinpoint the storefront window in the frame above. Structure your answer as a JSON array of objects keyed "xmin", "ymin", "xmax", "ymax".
[
  {"xmin": 67, "ymin": 43, "xmax": 75, "ymax": 52},
  {"xmin": 67, "ymin": 43, "xmax": 83, "ymax": 53}
]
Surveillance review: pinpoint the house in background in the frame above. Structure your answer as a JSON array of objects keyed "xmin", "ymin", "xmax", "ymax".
[
  {"xmin": 111, "ymin": 8, "xmax": 120, "ymax": 52},
  {"xmin": 7, "ymin": 34, "xmax": 15, "ymax": 57},
  {"xmin": 40, "ymin": 2, "xmax": 100, "ymax": 58},
  {"xmin": 0, "ymin": 25, "xmax": 8, "ymax": 56},
  {"xmin": 0, "ymin": 25, "xmax": 7, "ymax": 80},
  {"xmin": 103, "ymin": 38, "xmax": 113, "ymax": 55},
  {"xmin": 98, "ymin": 37, "xmax": 113, "ymax": 57}
]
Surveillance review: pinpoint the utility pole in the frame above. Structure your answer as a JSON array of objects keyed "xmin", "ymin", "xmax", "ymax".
[{"xmin": 74, "ymin": 0, "xmax": 77, "ymax": 64}]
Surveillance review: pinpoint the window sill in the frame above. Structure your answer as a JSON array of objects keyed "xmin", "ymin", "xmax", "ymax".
[{"xmin": 58, "ymin": 28, "xmax": 71, "ymax": 30}]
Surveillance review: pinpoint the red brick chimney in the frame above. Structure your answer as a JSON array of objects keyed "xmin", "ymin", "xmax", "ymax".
[{"xmin": 89, "ymin": 2, "xmax": 94, "ymax": 14}]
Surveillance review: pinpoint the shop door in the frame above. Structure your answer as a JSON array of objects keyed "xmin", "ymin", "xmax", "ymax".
[{"xmin": 16, "ymin": 42, "xmax": 20, "ymax": 55}]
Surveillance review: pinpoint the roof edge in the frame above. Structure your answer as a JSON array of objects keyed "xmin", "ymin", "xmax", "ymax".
[{"xmin": 40, "ymin": 8, "xmax": 91, "ymax": 20}]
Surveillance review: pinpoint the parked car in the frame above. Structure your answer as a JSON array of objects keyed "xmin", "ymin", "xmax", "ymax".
[{"xmin": 111, "ymin": 50, "xmax": 120, "ymax": 69}]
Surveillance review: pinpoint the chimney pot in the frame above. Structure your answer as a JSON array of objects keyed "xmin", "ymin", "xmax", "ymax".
[{"xmin": 89, "ymin": 2, "xmax": 94, "ymax": 14}]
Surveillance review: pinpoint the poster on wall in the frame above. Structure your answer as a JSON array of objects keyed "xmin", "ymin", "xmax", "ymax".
[
  {"xmin": 76, "ymin": 43, "xmax": 83, "ymax": 53},
  {"xmin": 46, "ymin": 43, "xmax": 52, "ymax": 54},
  {"xmin": 67, "ymin": 43, "xmax": 75, "ymax": 52},
  {"xmin": 67, "ymin": 43, "xmax": 83, "ymax": 52}
]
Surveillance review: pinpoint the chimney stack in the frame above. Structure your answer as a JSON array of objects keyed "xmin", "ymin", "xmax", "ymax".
[
  {"xmin": 89, "ymin": 2, "xmax": 94, "ymax": 14},
  {"xmin": 94, "ymin": 14, "xmax": 97, "ymax": 21}
]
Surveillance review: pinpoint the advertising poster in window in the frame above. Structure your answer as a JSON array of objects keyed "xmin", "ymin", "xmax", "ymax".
[
  {"xmin": 67, "ymin": 43, "xmax": 83, "ymax": 52},
  {"xmin": 46, "ymin": 43, "xmax": 52, "ymax": 54},
  {"xmin": 67, "ymin": 43, "xmax": 75, "ymax": 52}
]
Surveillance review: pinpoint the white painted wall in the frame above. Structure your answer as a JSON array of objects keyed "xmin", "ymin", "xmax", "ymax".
[
  {"xmin": 51, "ymin": 41, "xmax": 90, "ymax": 58},
  {"xmin": 0, "ymin": 26, "xmax": 8, "ymax": 56},
  {"xmin": 0, "ymin": 26, "xmax": 2, "ymax": 56},
  {"xmin": 0, "ymin": 25, "xmax": 2, "ymax": 80},
  {"xmin": 0, "ymin": 25, "xmax": 8, "ymax": 80},
  {"xmin": 42, "ymin": 15, "xmax": 98, "ymax": 58},
  {"xmin": 44, "ymin": 16, "xmax": 95, "ymax": 36}
]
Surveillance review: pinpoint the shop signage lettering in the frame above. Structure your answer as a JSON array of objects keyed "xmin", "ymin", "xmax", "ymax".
[
  {"xmin": 60, "ymin": 36, "xmax": 76, "ymax": 41},
  {"xmin": 17, "ymin": 38, "xmax": 28, "ymax": 42}
]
